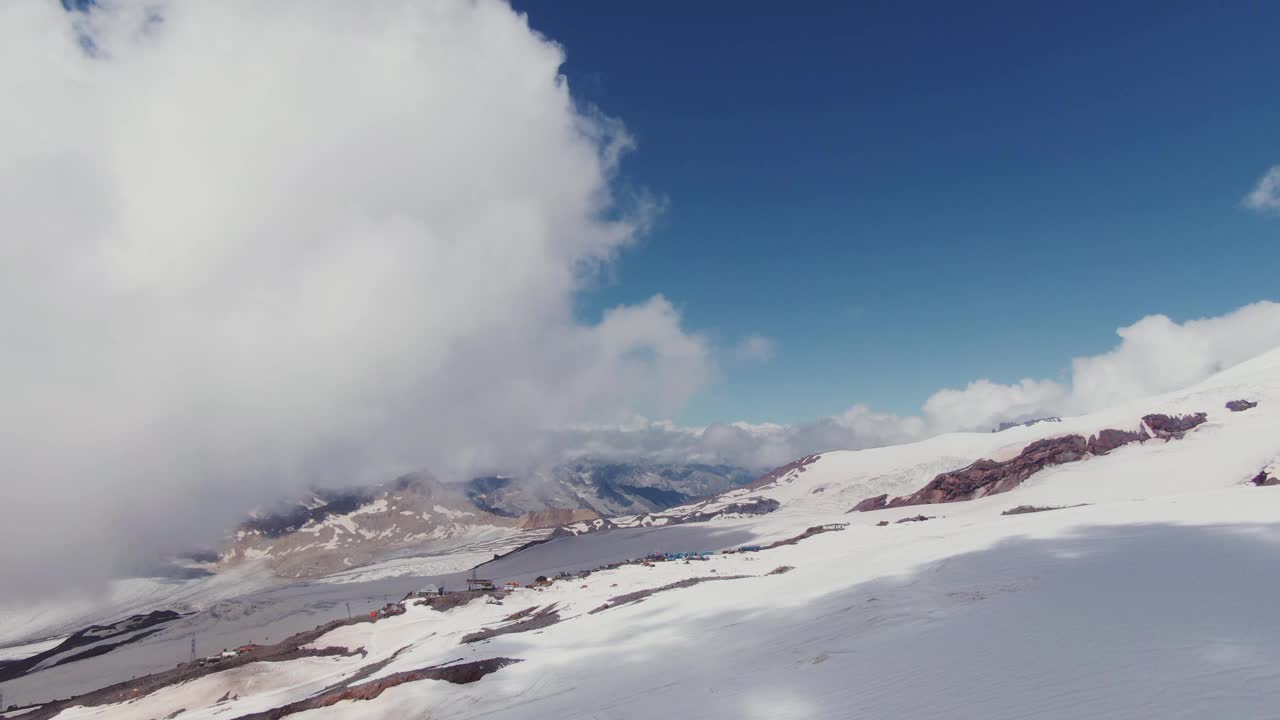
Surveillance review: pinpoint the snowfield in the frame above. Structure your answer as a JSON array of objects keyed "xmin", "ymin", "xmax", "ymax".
[
  {"xmin": 9, "ymin": 347, "xmax": 1280, "ymax": 718},
  {"xmin": 0, "ymin": 639, "xmax": 65, "ymax": 664}
]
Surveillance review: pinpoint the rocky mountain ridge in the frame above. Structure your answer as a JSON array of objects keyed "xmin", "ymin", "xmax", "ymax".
[
  {"xmin": 219, "ymin": 461, "xmax": 755, "ymax": 579},
  {"xmin": 466, "ymin": 462, "xmax": 754, "ymax": 518}
]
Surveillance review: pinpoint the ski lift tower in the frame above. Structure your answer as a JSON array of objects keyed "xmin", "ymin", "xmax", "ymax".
[{"xmin": 466, "ymin": 567, "xmax": 495, "ymax": 591}]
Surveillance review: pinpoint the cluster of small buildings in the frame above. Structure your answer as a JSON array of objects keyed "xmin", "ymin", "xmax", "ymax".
[
  {"xmin": 643, "ymin": 551, "xmax": 712, "ymax": 562},
  {"xmin": 197, "ymin": 644, "xmax": 258, "ymax": 666},
  {"xmin": 369, "ymin": 602, "xmax": 406, "ymax": 621},
  {"xmin": 527, "ymin": 544, "xmax": 773, "ymax": 581},
  {"xmin": 466, "ymin": 578, "xmax": 496, "ymax": 591}
]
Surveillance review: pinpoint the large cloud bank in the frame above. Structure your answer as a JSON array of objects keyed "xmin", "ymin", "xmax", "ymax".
[
  {"xmin": 561, "ymin": 302, "xmax": 1280, "ymax": 470},
  {"xmin": 5, "ymin": 2, "xmax": 1279, "ymax": 601},
  {"xmin": 0, "ymin": 0, "xmax": 710, "ymax": 596}
]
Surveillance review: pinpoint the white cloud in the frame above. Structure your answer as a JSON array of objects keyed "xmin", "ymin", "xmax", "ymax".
[
  {"xmin": 921, "ymin": 378, "xmax": 1068, "ymax": 433},
  {"xmin": 733, "ymin": 334, "xmax": 777, "ymax": 363},
  {"xmin": 7, "ymin": 2, "xmax": 1280, "ymax": 601},
  {"xmin": 1243, "ymin": 166, "xmax": 1280, "ymax": 211},
  {"xmin": 915, "ymin": 301, "xmax": 1280, "ymax": 435},
  {"xmin": 558, "ymin": 301, "xmax": 1280, "ymax": 472},
  {"xmin": 1067, "ymin": 302, "xmax": 1280, "ymax": 411},
  {"xmin": 538, "ymin": 407, "xmax": 925, "ymax": 473},
  {"xmin": 0, "ymin": 0, "xmax": 711, "ymax": 597}
]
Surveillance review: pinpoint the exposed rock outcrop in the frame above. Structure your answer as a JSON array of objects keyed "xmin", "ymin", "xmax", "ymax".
[
  {"xmin": 761, "ymin": 524, "xmax": 847, "ymax": 550},
  {"xmin": 1001, "ymin": 504, "xmax": 1085, "ymax": 515},
  {"xmin": 851, "ymin": 412, "xmax": 1208, "ymax": 513},
  {"xmin": 1226, "ymin": 400, "xmax": 1258, "ymax": 412},
  {"xmin": 993, "ymin": 417, "xmax": 1062, "ymax": 433},
  {"xmin": 1003, "ymin": 505, "xmax": 1053, "ymax": 515},
  {"xmin": 884, "ymin": 435, "xmax": 1089, "ymax": 508},
  {"xmin": 17, "ymin": 614, "xmax": 378, "ymax": 720},
  {"xmin": 895, "ymin": 515, "xmax": 934, "ymax": 524},
  {"xmin": 587, "ymin": 575, "xmax": 752, "ymax": 615},
  {"xmin": 1086, "ymin": 428, "xmax": 1146, "ymax": 456},
  {"xmin": 461, "ymin": 605, "xmax": 560, "ymax": 644},
  {"xmin": 849, "ymin": 494, "xmax": 888, "ymax": 513},
  {"xmin": 717, "ymin": 498, "xmax": 782, "ymax": 516},
  {"xmin": 1142, "ymin": 412, "xmax": 1208, "ymax": 440},
  {"xmin": 1251, "ymin": 470, "xmax": 1279, "ymax": 487},
  {"xmin": 229, "ymin": 657, "xmax": 521, "ymax": 720},
  {"xmin": 222, "ymin": 475, "xmax": 523, "ymax": 579},
  {"xmin": 0, "ymin": 610, "xmax": 182, "ymax": 683}
]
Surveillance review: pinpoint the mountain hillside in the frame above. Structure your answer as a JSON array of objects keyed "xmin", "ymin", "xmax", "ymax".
[
  {"xmin": 219, "ymin": 462, "xmax": 754, "ymax": 579},
  {"xmin": 12, "ymin": 348, "xmax": 1280, "ymax": 718},
  {"xmin": 219, "ymin": 475, "xmax": 526, "ymax": 578},
  {"xmin": 466, "ymin": 462, "xmax": 754, "ymax": 517}
]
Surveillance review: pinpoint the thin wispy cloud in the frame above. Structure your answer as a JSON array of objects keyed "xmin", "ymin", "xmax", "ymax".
[
  {"xmin": 1243, "ymin": 166, "xmax": 1280, "ymax": 212},
  {"xmin": 733, "ymin": 334, "xmax": 778, "ymax": 363}
]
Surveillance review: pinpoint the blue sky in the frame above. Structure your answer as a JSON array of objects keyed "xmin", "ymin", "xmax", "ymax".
[{"xmin": 511, "ymin": 1, "xmax": 1280, "ymax": 425}]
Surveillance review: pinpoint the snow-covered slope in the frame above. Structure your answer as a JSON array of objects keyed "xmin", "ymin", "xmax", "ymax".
[
  {"xmin": 0, "ymin": 463, "xmax": 744, "ymax": 690},
  {"xmin": 649, "ymin": 345, "xmax": 1280, "ymax": 539},
  {"xmin": 13, "ymin": 347, "xmax": 1280, "ymax": 719}
]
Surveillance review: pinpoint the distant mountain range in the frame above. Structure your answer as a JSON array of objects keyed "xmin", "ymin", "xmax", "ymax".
[
  {"xmin": 218, "ymin": 461, "xmax": 756, "ymax": 578},
  {"xmin": 466, "ymin": 462, "xmax": 756, "ymax": 518},
  {"xmin": 992, "ymin": 416, "xmax": 1062, "ymax": 432}
]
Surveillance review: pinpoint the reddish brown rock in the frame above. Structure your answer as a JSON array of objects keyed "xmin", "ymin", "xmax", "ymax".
[
  {"xmin": 1003, "ymin": 505, "xmax": 1063, "ymax": 515},
  {"xmin": 993, "ymin": 416, "xmax": 1062, "ymax": 432},
  {"xmin": 231, "ymin": 657, "xmax": 520, "ymax": 719},
  {"xmin": 886, "ymin": 435, "xmax": 1089, "ymax": 508},
  {"xmin": 894, "ymin": 515, "xmax": 934, "ymax": 524},
  {"xmin": 875, "ymin": 521, "xmax": 889, "ymax": 527},
  {"xmin": 1086, "ymin": 428, "xmax": 1147, "ymax": 455},
  {"xmin": 1251, "ymin": 470, "xmax": 1279, "ymax": 487},
  {"xmin": 461, "ymin": 606, "xmax": 560, "ymax": 644},
  {"xmin": 761, "ymin": 524, "xmax": 846, "ymax": 550},
  {"xmin": 588, "ymin": 574, "xmax": 752, "ymax": 615},
  {"xmin": 15, "ymin": 614, "xmax": 380, "ymax": 720},
  {"xmin": 1142, "ymin": 412, "xmax": 1208, "ymax": 439},
  {"xmin": 849, "ymin": 494, "xmax": 888, "ymax": 513},
  {"xmin": 846, "ymin": 412, "xmax": 1209, "ymax": 516},
  {"xmin": 1226, "ymin": 400, "xmax": 1258, "ymax": 412}
]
